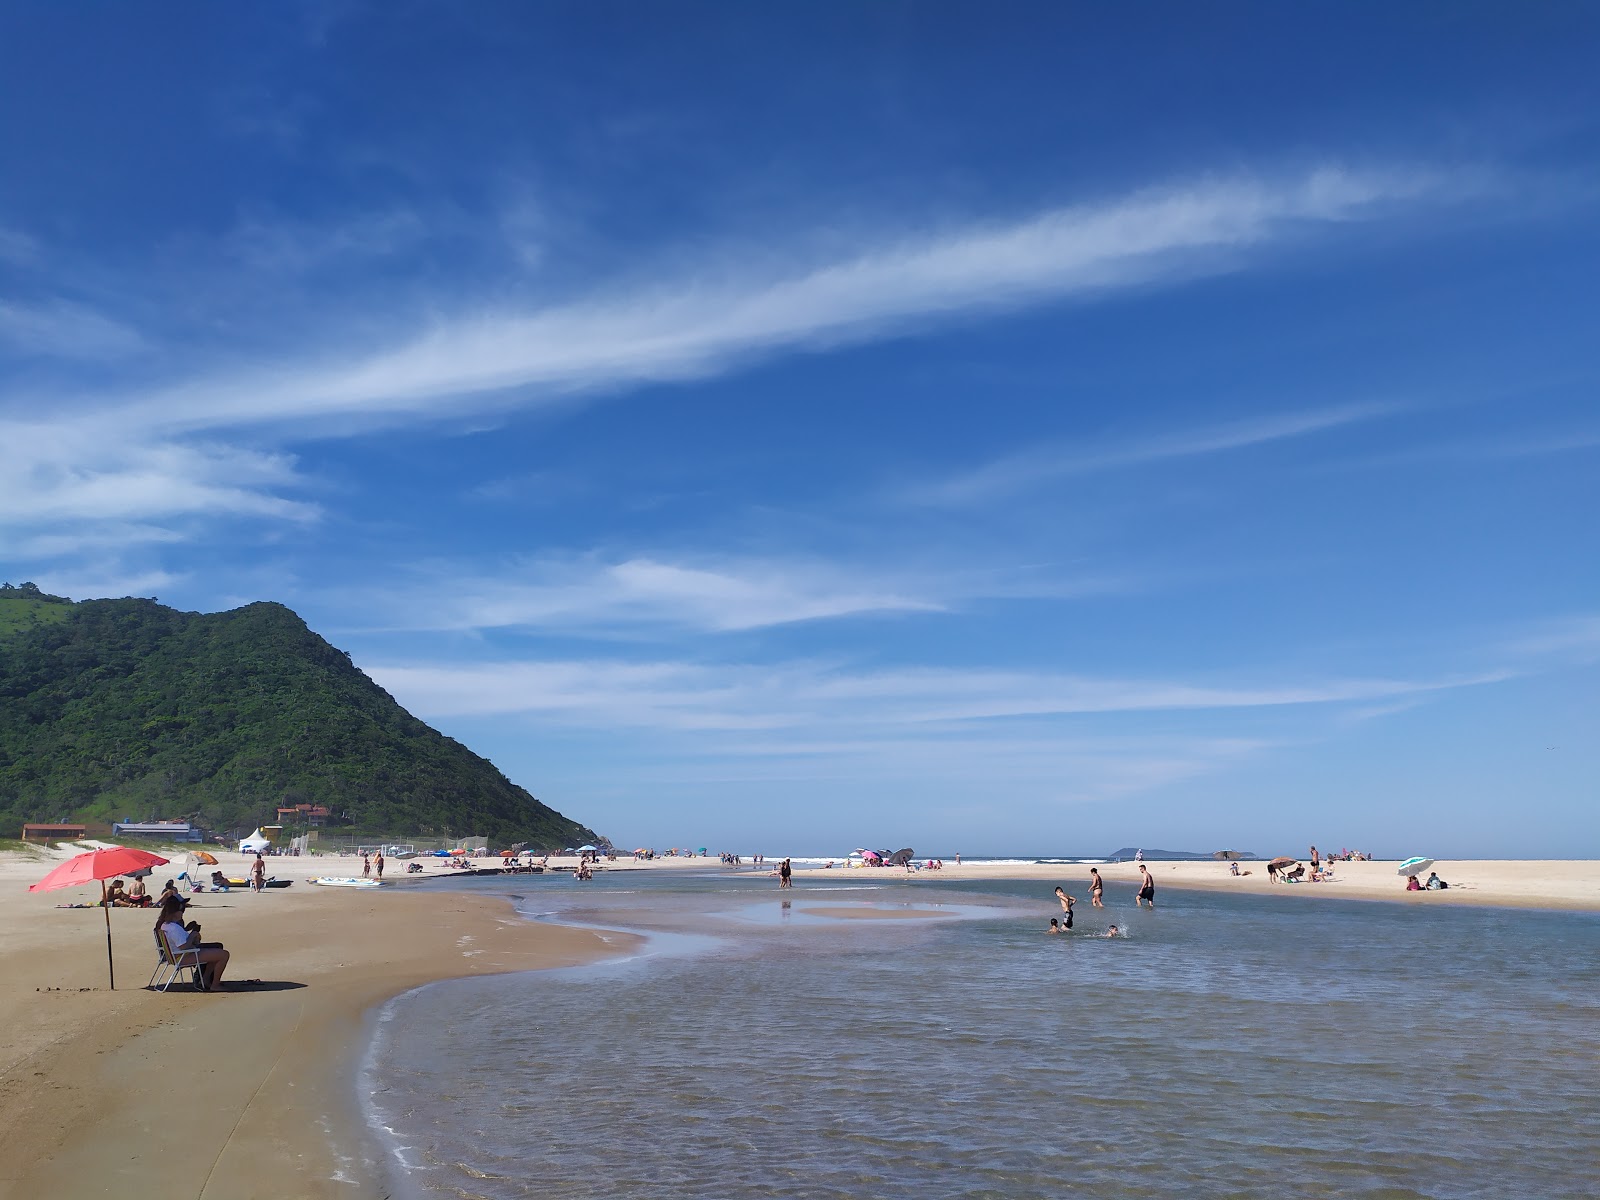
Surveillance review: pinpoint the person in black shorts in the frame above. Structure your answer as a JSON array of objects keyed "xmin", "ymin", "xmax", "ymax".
[
  {"xmin": 1135, "ymin": 863, "xmax": 1155, "ymax": 909},
  {"xmin": 1053, "ymin": 886, "xmax": 1075, "ymax": 929}
]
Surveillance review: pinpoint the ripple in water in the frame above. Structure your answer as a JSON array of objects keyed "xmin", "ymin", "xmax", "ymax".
[{"xmin": 364, "ymin": 876, "xmax": 1600, "ymax": 1199}]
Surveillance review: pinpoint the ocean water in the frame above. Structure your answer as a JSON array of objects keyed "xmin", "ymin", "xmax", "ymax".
[{"xmin": 364, "ymin": 871, "xmax": 1600, "ymax": 1199}]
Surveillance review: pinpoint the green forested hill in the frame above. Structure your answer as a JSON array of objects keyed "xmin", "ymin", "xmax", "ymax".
[{"xmin": 0, "ymin": 590, "xmax": 597, "ymax": 848}]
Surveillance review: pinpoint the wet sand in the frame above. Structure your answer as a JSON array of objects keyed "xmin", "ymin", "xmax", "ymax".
[
  {"xmin": 807, "ymin": 906, "xmax": 947, "ymax": 920},
  {"xmin": 0, "ymin": 856, "xmax": 639, "ymax": 1200}
]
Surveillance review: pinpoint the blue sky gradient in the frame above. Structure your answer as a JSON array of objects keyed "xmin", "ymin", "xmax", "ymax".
[{"xmin": 3, "ymin": 3, "xmax": 1596, "ymax": 855}]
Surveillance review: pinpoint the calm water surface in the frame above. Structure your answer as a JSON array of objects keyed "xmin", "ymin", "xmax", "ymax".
[{"xmin": 364, "ymin": 871, "xmax": 1599, "ymax": 1199}]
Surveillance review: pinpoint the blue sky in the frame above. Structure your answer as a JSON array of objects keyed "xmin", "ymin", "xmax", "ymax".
[{"xmin": 2, "ymin": 3, "xmax": 1596, "ymax": 856}]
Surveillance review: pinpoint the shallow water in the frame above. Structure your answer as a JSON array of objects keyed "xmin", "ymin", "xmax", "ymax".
[{"xmin": 365, "ymin": 872, "xmax": 1600, "ymax": 1199}]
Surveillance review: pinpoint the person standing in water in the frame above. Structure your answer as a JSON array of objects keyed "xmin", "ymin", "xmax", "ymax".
[
  {"xmin": 1088, "ymin": 867, "xmax": 1105, "ymax": 907},
  {"xmin": 1053, "ymin": 886, "xmax": 1075, "ymax": 930},
  {"xmin": 1135, "ymin": 863, "xmax": 1156, "ymax": 909},
  {"xmin": 779, "ymin": 858, "xmax": 792, "ymax": 889}
]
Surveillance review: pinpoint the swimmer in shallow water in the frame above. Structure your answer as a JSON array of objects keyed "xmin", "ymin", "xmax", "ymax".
[
  {"xmin": 1047, "ymin": 918, "xmax": 1061, "ymax": 934},
  {"xmin": 1105, "ymin": 925, "xmax": 1120, "ymax": 938},
  {"xmin": 1053, "ymin": 886, "xmax": 1075, "ymax": 930}
]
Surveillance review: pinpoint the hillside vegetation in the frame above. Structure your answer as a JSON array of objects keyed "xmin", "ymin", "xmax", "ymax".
[
  {"xmin": 0, "ymin": 582, "xmax": 74, "ymax": 636},
  {"xmin": 0, "ymin": 590, "xmax": 597, "ymax": 848}
]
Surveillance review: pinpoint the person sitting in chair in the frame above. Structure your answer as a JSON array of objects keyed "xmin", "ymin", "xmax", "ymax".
[{"xmin": 155, "ymin": 899, "xmax": 230, "ymax": 991}]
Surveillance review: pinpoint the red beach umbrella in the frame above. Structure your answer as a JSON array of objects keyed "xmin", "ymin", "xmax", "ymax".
[{"xmin": 30, "ymin": 846, "xmax": 170, "ymax": 990}]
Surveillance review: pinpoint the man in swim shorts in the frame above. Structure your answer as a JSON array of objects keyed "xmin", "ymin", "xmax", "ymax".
[
  {"xmin": 1089, "ymin": 867, "xmax": 1104, "ymax": 907},
  {"xmin": 1135, "ymin": 864, "xmax": 1155, "ymax": 909},
  {"xmin": 1053, "ymin": 886, "xmax": 1075, "ymax": 929}
]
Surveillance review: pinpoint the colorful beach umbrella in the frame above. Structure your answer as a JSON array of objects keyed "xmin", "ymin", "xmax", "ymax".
[
  {"xmin": 1267, "ymin": 856, "xmax": 1296, "ymax": 869},
  {"xmin": 29, "ymin": 845, "xmax": 171, "ymax": 990},
  {"xmin": 1397, "ymin": 857, "xmax": 1434, "ymax": 877}
]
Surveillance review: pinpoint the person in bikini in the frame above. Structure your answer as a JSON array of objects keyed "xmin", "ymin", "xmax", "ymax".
[{"xmin": 1088, "ymin": 867, "xmax": 1104, "ymax": 907}]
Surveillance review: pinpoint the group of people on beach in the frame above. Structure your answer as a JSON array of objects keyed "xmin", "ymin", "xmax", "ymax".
[
  {"xmin": 102, "ymin": 876, "xmax": 150, "ymax": 907},
  {"xmin": 1047, "ymin": 865, "xmax": 1153, "ymax": 936}
]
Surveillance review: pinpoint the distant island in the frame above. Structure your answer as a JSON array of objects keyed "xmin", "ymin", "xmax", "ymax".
[
  {"xmin": 1105, "ymin": 847, "xmax": 1258, "ymax": 861},
  {"xmin": 0, "ymin": 586, "xmax": 597, "ymax": 849}
]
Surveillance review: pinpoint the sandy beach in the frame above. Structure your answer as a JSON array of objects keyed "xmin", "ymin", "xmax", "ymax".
[
  {"xmin": 916, "ymin": 856, "xmax": 1600, "ymax": 911},
  {"xmin": 1, "ymin": 845, "xmax": 1595, "ymax": 1199},
  {"xmin": 0, "ymin": 845, "xmax": 645, "ymax": 1200}
]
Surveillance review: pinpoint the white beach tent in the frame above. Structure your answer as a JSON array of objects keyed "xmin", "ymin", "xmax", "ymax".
[{"xmin": 238, "ymin": 828, "xmax": 272, "ymax": 853}]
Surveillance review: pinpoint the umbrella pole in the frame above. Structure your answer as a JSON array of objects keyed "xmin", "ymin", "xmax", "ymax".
[{"xmin": 101, "ymin": 879, "xmax": 115, "ymax": 990}]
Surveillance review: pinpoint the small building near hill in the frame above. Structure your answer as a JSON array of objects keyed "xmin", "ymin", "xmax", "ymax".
[
  {"xmin": 111, "ymin": 820, "xmax": 203, "ymax": 842},
  {"xmin": 22, "ymin": 823, "xmax": 86, "ymax": 842},
  {"xmin": 274, "ymin": 803, "xmax": 332, "ymax": 827}
]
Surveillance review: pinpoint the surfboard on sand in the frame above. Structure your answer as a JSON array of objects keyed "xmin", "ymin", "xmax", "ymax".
[{"xmin": 312, "ymin": 876, "xmax": 387, "ymax": 889}]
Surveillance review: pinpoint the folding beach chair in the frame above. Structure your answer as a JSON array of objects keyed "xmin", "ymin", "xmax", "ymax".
[{"xmin": 147, "ymin": 926, "xmax": 203, "ymax": 992}]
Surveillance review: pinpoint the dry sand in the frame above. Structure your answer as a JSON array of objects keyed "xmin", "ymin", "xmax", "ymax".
[
  {"xmin": 0, "ymin": 844, "xmax": 643, "ymax": 1200},
  {"xmin": 916, "ymin": 856, "xmax": 1600, "ymax": 911},
  {"xmin": 2, "ymin": 843, "xmax": 1594, "ymax": 1199}
]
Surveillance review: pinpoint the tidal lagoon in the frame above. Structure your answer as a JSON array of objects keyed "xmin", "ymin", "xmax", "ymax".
[{"xmin": 366, "ymin": 871, "xmax": 1600, "ymax": 1199}]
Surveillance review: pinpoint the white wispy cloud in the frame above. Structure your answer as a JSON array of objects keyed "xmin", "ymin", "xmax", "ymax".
[
  {"xmin": 25, "ymin": 564, "xmax": 186, "ymax": 602},
  {"xmin": 338, "ymin": 554, "xmax": 1119, "ymax": 635},
  {"xmin": 75, "ymin": 164, "xmax": 1451, "ymax": 438},
  {"xmin": 0, "ymin": 298, "xmax": 145, "ymax": 360},
  {"xmin": 0, "ymin": 418, "xmax": 317, "ymax": 537},
  {"xmin": 218, "ymin": 208, "xmax": 429, "ymax": 276},
  {"xmin": 0, "ymin": 163, "xmax": 1465, "ymax": 549},
  {"xmin": 364, "ymin": 655, "xmax": 1504, "ymax": 729},
  {"xmin": 1502, "ymin": 614, "xmax": 1600, "ymax": 662},
  {"xmin": 902, "ymin": 402, "xmax": 1392, "ymax": 506}
]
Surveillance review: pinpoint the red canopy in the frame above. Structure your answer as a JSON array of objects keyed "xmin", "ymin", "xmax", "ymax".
[{"xmin": 29, "ymin": 846, "xmax": 170, "ymax": 893}]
